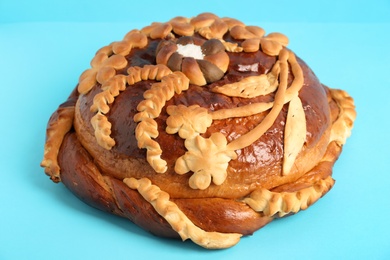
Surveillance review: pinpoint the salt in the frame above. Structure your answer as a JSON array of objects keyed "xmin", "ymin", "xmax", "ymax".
[
  {"xmin": 177, "ymin": 44, "xmax": 204, "ymax": 60},
  {"xmin": 237, "ymin": 63, "xmax": 259, "ymax": 72}
]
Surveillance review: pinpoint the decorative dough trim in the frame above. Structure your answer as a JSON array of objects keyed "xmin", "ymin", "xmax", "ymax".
[
  {"xmin": 242, "ymin": 86, "xmax": 356, "ymax": 217},
  {"xmin": 230, "ymin": 25, "xmax": 288, "ymax": 56},
  {"xmin": 175, "ymin": 133, "xmax": 238, "ymax": 190},
  {"xmin": 168, "ymin": 48, "xmax": 305, "ymax": 189},
  {"xmin": 283, "ymin": 94, "xmax": 307, "ymax": 175},
  {"xmin": 190, "ymin": 12, "xmax": 219, "ymax": 30},
  {"xmin": 134, "ymin": 72, "xmax": 190, "ymax": 173},
  {"xmin": 243, "ymin": 175, "xmax": 335, "ymax": 217},
  {"xmin": 156, "ymin": 37, "xmax": 229, "ymax": 85},
  {"xmin": 41, "ymin": 106, "xmax": 75, "ymax": 182},
  {"xmin": 90, "ymin": 112, "xmax": 115, "ymax": 150},
  {"xmin": 78, "ymin": 54, "xmax": 128, "ymax": 95},
  {"xmin": 328, "ymin": 89, "xmax": 356, "ymax": 145},
  {"xmin": 170, "ymin": 18, "xmax": 194, "ymax": 36},
  {"xmin": 212, "ymin": 59, "xmax": 280, "ymax": 98},
  {"xmin": 166, "ymin": 104, "xmax": 212, "ymax": 139},
  {"xmin": 225, "ymin": 48, "xmax": 290, "ymax": 151},
  {"xmin": 221, "ymin": 40, "xmax": 243, "ymax": 52},
  {"xmin": 80, "ymin": 13, "xmax": 308, "ymax": 189},
  {"xmin": 210, "ymin": 102, "xmax": 273, "ymax": 120},
  {"xmin": 142, "ymin": 22, "xmax": 174, "ymax": 40},
  {"xmin": 90, "ymin": 65, "xmax": 172, "ymax": 150},
  {"xmin": 112, "ymin": 30, "xmax": 148, "ymax": 56},
  {"xmin": 123, "ymin": 177, "xmax": 242, "ymax": 249},
  {"xmin": 197, "ymin": 18, "xmax": 229, "ymax": 39},
  {"xmin": 210, "ymin": 50, "xmax": 303, "ymax": 121},
  {"xmin": 134, "ymin": 47, "xmax": 304, "ymax": 187},
  {"xmin": 127, "ymin": 64, "xmax": 173, "ymax": 85}
]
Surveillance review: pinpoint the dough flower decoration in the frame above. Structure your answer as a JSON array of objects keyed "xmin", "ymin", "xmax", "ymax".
[
  {"xmin": 229, "ymin": 25, "xmax": 289, "ymax": 56},
  {"xmin": 156, "ymin": 36, "xmax": 229, "ymax": 86},
  {"xmin": 166, "ymin": 104, "xmax": 234, "ymax": 190},
  {"xmin": 166, "ymin": 104, "xmax": 212, "ymax": 139},
  {"xmin": 175, "ymin": 133, "xmax": 238, "ymax": 190}
]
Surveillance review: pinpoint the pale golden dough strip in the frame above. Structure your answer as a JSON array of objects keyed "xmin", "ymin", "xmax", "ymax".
[
  {"xmin": 328, "ymin": 89, "xmax": 357, "ymax": 145},
  {"xmin": 211, "ymin": 60, "xmax": 280, "ymax": 99},
  {"xmin": 124, "ymin": 177, "xmax": 242, "ymax": 249},
  {"xmin": 78, "ymin": 54, "xmax": 127, "ymax": 95},
  {"xmin": 135, "ymin": 118, "xmax": 166, "ymax": 173},
  {"xmin": 282, "ymin": 94, "xmax": 307, "ymax": 175},
  {"xmin": 284, "ymin": 51, "xmax": 304, "ymax": 99},
  {"xmin": 90, "ymin": 75, "xmax": 127, "ymax": 114},
  {"xmin": 134, "ymin": 72, "xmax": 190, "ymax": 173},
  {"xmin": 127, "ymin": 64, "xmax": 172, "ymax": 85},
  {"xmin": 211, "ymin": 102, "xmax": 273, "ymax": 120},
  {"xmin": 221, "ymin": 40, "xmax": 243, "ymax": 52},
  {"xmin": 243, "ymin": 86, "xmax": 356, "ymax": 216},
  {"xmin": 89, "ymin": 65, "xmax": 172, "ymax": 151},
  {"xmin": 78, "ymin": 30, "xmax": 147, "ymax": 95},
  {"xmin": 197, "ymin": 18, "xmax": 229, "ymax": 39},
  {"xmin": 243, "ymin": 176, "xmax": 335, "ymax": 217},
  {"xmin": 41, "ymin": 106, "xmax": 75, "ymax": 182},
  {"xmin": 211, "ymin": 50, "xmax": 303, "ymax": 121},
  {"xmin": 226, "ymin": 49, "xmax": 289, "ymax": 151},
  {"xmin": 90, "ymin": 112, "xmax": 115, "ymax": 150},
  {"xmin": 112, "ymin": 30, "xmax": 148, "ymax": 56}
]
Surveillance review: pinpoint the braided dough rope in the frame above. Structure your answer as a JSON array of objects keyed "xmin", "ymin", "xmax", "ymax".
[
  {"xmin": 90, "ymin": 75, "xmax": 127, "ymax": 149},
  {"xmin": 329, "ymin": 89, "xmax": 357, "ymax": 145},
  {"xmin": 123, "ymin": 177, "xmax": 242, "ymax": 249},
  {"xmin": 134, "ymin": 71, "xmax": 190, "ymax": 173},
  {"xmin": 89, "ymin": 65, "xmax": 172, "ymax": 150},
  {"xmin": 243, "ymin": 176, "xmax": 335, "ymax": 217},
  {"xmin": 78, "ymin": 30, "xmax": 148, "ymax": 95},
  {"xmin": 41, "ymin": 105, "xmax": 75, "ymax": 182}
]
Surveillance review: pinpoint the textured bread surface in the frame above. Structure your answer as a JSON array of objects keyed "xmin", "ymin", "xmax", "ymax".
[{"xmin": 41, "ymin": 13, "xmax": 356, "ymax": 249}]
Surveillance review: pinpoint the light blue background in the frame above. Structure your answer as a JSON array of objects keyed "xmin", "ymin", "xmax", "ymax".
[{"xmin": 1, "ymin": 1, "xmax": 389, "ymax": 259}]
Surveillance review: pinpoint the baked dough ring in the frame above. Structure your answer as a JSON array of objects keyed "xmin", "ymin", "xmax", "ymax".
[{"xmin": 41, "ymin": 13, "xmax": 356, "ymax": 249}]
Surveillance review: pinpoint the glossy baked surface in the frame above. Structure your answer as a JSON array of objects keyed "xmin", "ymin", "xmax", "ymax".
[{"xmin": 1, "ymin": 0, "xmax": 390, "ymax": 258}]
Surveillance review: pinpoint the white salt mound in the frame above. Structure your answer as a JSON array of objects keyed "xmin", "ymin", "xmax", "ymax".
[{"xmin": 177, "ymin": 44, "xmax": 204, "ymax": 60}]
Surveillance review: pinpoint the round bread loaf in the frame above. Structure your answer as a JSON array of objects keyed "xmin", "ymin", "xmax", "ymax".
[{"xmin": 41, "ymin": 13, "xmax": 356, "ymax": 249}]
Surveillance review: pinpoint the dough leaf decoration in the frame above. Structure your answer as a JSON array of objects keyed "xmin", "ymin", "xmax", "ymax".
[
  {"xmin": 212, "ymin": 60, "xmax": 280, "ymax": 98},
  {"xmin": 283, "ymin": 94, "xmax": 307, "ymax": 175}
]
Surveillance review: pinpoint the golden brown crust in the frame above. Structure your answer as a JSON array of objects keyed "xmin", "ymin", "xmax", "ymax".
[
  {"xmin": 41, "ymin": 13, "xmax": 356, "ymax": 249},
  {"xmin": 55, "ymin": 95, "xmax": 346, "ymax": 246},
  {"xmin": 58, "ymin": 131, "xmax": 271, "ymax": 239},
  {"xmin": 124, "ymin": 177, "xmax": 242, "ymax": 249}
]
